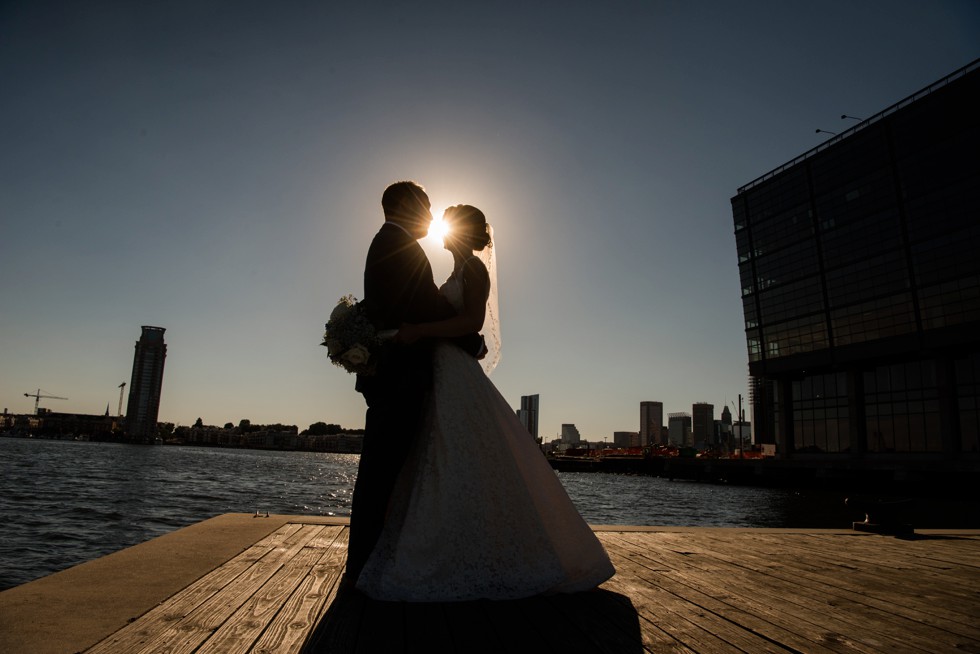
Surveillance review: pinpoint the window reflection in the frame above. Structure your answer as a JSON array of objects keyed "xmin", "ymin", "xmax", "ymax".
[
  {"xmin": 864, "ymin": 360, "xmax": 942, "ymax": 453},
  {"xmin": 793, "ymin": 372, "xmax": 849, "ymax": 453}
]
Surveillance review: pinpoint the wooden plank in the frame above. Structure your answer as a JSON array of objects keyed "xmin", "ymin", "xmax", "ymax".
[
  {"xmin": 805, "ymin": 532, "xmax": 980, "ymax": 573},
  {"xmin": 722, "ymin": 531, "xmax": 980, "ymax": 600},
  {"xmin": 84, "ymin": 525, "xmax": 301, "ymax": 654},
  {"xmin": 544, "ymin": 588, "xmax": 670, "ymax": 654},
  {"xmin": 598, "ymin": 539, "xmax": 697, "ymax": 654},
  {"xmin": 597, "ymin": 548, "xmax": 770, "ymax": 654},
  {"xmin": 755, "ymin": 531, "xmax": 980, "ymax": 590},
  {"xmin": 300, "ymin": 582, "xmax": 366, "ymax": 653},
  {"xmin": 195, "ymin": 526, "xmax": 339, "ymax": 653},
  {"xmin": 604, "ymin": 563, "xmax": 788, "ymax": 653},
  {"xmin": 81, "ymin": 525, "xmax": 980, "ymax": 654},
  {"xmin": 688, "ymin": 531, "xmax": 980, "ymax": 634},
  {"xmin": 254, "ymin": 526, "xmax": 349, "ymax": 653},
  {"xmin": 604, "ymin": 534, "xmax": 849, "ymax": 654},
  {"xmin": 640, "ymin": 531, "xmax": 952, "ymax": 653},
  {"xmin": 572, "ymin": 587, "xmax": 666, "ymax": 654},
  {"xmin": 892, "ymin": 539, "xmax": 980, "ymax": 569},
  {"xmin": 645, "ymin": 531, "xmax": 980, "ymax": 651},
  {"xmin": 608, "ymin": 532, "xmax": 903, "ymax": 654},
  {"xmin": 600, "ymin": 572, "xmax": 745, "ymax": 654},
  {"xmin": 128, "ymin": 524, "xmax": 326, "ymax": 654}
]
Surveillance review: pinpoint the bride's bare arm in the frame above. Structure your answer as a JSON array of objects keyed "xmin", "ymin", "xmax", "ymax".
[{"xmin": 394, "ymin": 259, "xmax": 490, "ymax": 344}]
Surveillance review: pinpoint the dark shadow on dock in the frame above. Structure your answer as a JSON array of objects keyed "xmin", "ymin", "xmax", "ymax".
[
  {"xmin": 902, "ymin": 533, "xmax": 980, "ymax": 542},
  {"xmin": 303, "ymin": 587, "xmax": 644, "ymax": 653}
]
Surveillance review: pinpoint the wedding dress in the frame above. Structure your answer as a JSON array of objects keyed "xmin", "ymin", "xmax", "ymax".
[{"xmin": 356, "ymin": 271, "xmax": 615, "ymax": 601}]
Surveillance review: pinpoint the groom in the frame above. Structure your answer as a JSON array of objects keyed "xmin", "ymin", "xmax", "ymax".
[{"xmin": 347, "ymin": 180, "xmax": 483, "ymax": 582}]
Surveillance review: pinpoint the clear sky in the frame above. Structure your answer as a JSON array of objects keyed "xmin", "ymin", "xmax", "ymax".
[{"xmin": 2, "ymin": 1, "xmax": 978, "ymax": 440}]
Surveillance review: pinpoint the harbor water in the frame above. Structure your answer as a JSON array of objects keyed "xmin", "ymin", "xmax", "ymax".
[{"xmin": 2, "ymin": 438, "xmax": 863, "ymax": 591}]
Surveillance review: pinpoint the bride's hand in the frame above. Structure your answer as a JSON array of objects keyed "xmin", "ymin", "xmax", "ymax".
[{"xmin": 393, "ymin": 323, "xmax": 423, "ymax": 344}]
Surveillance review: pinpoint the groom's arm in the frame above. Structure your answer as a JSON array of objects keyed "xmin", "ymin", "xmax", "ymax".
[
  {"xmin": 396, "ymin": 259, "xmax": 487, "ymax": 359},
  {"xmin": 366, "ymin": 230, "xmax": 483, "ymax": 359}
]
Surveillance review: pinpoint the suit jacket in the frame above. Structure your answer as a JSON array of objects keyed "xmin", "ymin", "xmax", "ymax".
[
  {"xmin": 364, "ymin": 222, "xmax": 454, "ymax": 331},
  {"xmin": 358, "ymin": 222, "xmax": 482, "ymax": 394}
]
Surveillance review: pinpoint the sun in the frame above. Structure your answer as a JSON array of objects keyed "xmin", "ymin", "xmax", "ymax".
[{"xmin": 427, "ymin": 210, "xmax": 450, "ymax": 241}]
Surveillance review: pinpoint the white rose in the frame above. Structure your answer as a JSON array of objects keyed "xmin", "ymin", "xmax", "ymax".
[{"xmin": 341, "ymin": 344, "xmax": 370, "ymax": 366}]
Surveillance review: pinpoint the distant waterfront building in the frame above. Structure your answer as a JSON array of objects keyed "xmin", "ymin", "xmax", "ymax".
[
  {"xmin": 668, "ymin": 413, "xmax": 692, "ymax": 447},
  {"xmin": 731, "ymin": 60, "xmax": 980, "ymax": 467},
  {"xmin": 692, "ymin": 402, "xmax": 714, "ymax": 448},
  {"xmin": 125, "ymin": 326, "xmax": 167, "ymax": 440},
  {"xmin": 613, "ymin": 431, "xmax": 639, "ymax": 447},
  {"xmin": 560, "ymin": 423, "xmax": 581, "ymax": 445},
  {"xmin": 721, "ymin": 405, "xmax": 732, "ymax": 429},
  {"xmin": 517, "ymin": 394, "xmax": 539, "ymax": 439},
  {"xmin": 640, "ymin": 401, "xmax": 664, "ymax": 445},
  {"xmin": 719, "ymin": 406, "xmax": 734, "ymax": 447},
  {"xmin": 733, "ymin": 421, "xmax": 752, "ymax": 450},
  {"xmin": 2, "ymin": 410, "xmax": 116, "ymax": 438}
]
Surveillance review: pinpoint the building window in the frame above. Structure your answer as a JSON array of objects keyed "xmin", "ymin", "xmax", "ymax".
[
  {"xmin": 831, "ymin": 293, "xmax": 917, "ymax": 347},
  {"xmin": 864, "ymin": 360, "xmax": 941, "ymax": 453},
  {"xmin": 793, "ymin": 372, "xmax": 849, "ymax": 453},
  {"xmin": 762, "ymin": 314, "xmax": 829, "ymax": 359}
]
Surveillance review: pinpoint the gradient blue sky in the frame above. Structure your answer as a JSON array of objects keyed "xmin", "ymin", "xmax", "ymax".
[{"xmin": 2, "ymin": 1, "xmax": 978, "ymax": 440}]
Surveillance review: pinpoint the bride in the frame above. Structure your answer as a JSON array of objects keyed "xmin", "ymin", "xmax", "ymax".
[{"xmin": 355, "ymin": 204, "xmax": 615, "ymax": 601}]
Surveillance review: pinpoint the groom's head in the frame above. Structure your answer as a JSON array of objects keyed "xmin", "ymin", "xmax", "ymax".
[{"xmin": 382, "ymin": 181, "xmax": 431, "ymax": 239}]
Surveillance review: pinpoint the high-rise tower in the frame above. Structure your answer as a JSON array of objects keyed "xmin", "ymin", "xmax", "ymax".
[
  {"xmin": 668, "ymin": 413, "xmax": 692, "ymax": 447},
  {"xmin": 518, "ymin": 394, "xmax": 540, "ymax": 439},
  {"xmin": 692, "ymin": 402, "xmax": 715, "ymax": 447},
  {"xmin": 640, "ymin": 401, "xmax": 664, "ymax": 445},
  {"xmin": 125, "ymin": 326, "xmax": 167, "ymax": 440}
]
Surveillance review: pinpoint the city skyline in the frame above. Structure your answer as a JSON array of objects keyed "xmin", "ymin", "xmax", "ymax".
[
  {"xmin": 2, "ymin": 2, "xmax": 978, "ymax": 439},
  {"xmin": 3, "ymin": 387, "xmax": 743, "ymax": 445}
]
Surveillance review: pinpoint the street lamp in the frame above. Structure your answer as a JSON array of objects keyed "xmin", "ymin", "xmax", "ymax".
[
  {"xmin": 840, "ymin": 114, "xmax": 864, "ymax": 122},
  {"xmin": 815, "ymin": 128, "xmax": 838, "ymax": 137}
]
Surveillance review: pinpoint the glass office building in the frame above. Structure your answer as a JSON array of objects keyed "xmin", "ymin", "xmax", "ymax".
[{"xmin": 731, "ymin": 60, "xmax": 979, "ymax": 464}]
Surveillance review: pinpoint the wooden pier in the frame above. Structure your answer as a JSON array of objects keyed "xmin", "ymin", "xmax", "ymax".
[{"xmin": 1, "ymin": 514, "xmax": 978, "ymax": 653}]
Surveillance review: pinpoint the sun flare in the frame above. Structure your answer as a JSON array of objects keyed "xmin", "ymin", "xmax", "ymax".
[{"xmin": 427, "ymin": 211, "xmax": 450, "ymax": 241}]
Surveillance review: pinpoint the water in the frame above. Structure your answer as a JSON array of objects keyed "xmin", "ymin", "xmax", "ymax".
[{"xmin": 1, "ymin": 438, "xmax": 856, "ymax": 591}]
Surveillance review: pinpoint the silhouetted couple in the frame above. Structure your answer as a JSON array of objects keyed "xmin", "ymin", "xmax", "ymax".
[{"xmin": 346, "ymin": 181, "xmax": 613, "ymax": 600}]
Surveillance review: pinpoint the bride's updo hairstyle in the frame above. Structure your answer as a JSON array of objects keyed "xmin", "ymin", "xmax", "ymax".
[{"xmin": 444, "ymin": 204, "xmax": 491, "ymax": 252}]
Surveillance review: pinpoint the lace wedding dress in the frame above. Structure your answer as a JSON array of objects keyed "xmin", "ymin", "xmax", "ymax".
[{"xmin": 356, "ymin": 273, "xmax": 615, "ymax": 601}]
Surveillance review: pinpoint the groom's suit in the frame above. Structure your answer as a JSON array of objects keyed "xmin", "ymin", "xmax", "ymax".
[{"xmin": 348, "ymin": 221, "xmax": 482, "ymax": 579}]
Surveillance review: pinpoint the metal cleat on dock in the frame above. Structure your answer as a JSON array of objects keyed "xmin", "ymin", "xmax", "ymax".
[{"xmin": 846, "ymin": 496, "xmax": 915, "ymax": 536}]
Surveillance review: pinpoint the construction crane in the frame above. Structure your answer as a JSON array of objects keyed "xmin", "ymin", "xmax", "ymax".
[
  {"xmin": 24, "ymin": 389, "xmax": 67, "ymax": 415},
  {"xmin": 117, "ymin": 382, "xmax": 126, "ymax": 417}
]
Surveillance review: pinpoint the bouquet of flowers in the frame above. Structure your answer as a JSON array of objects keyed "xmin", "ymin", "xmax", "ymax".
[{"xmin": 322, "ymin": 295, "xmax": 386, "ymax": 375}]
